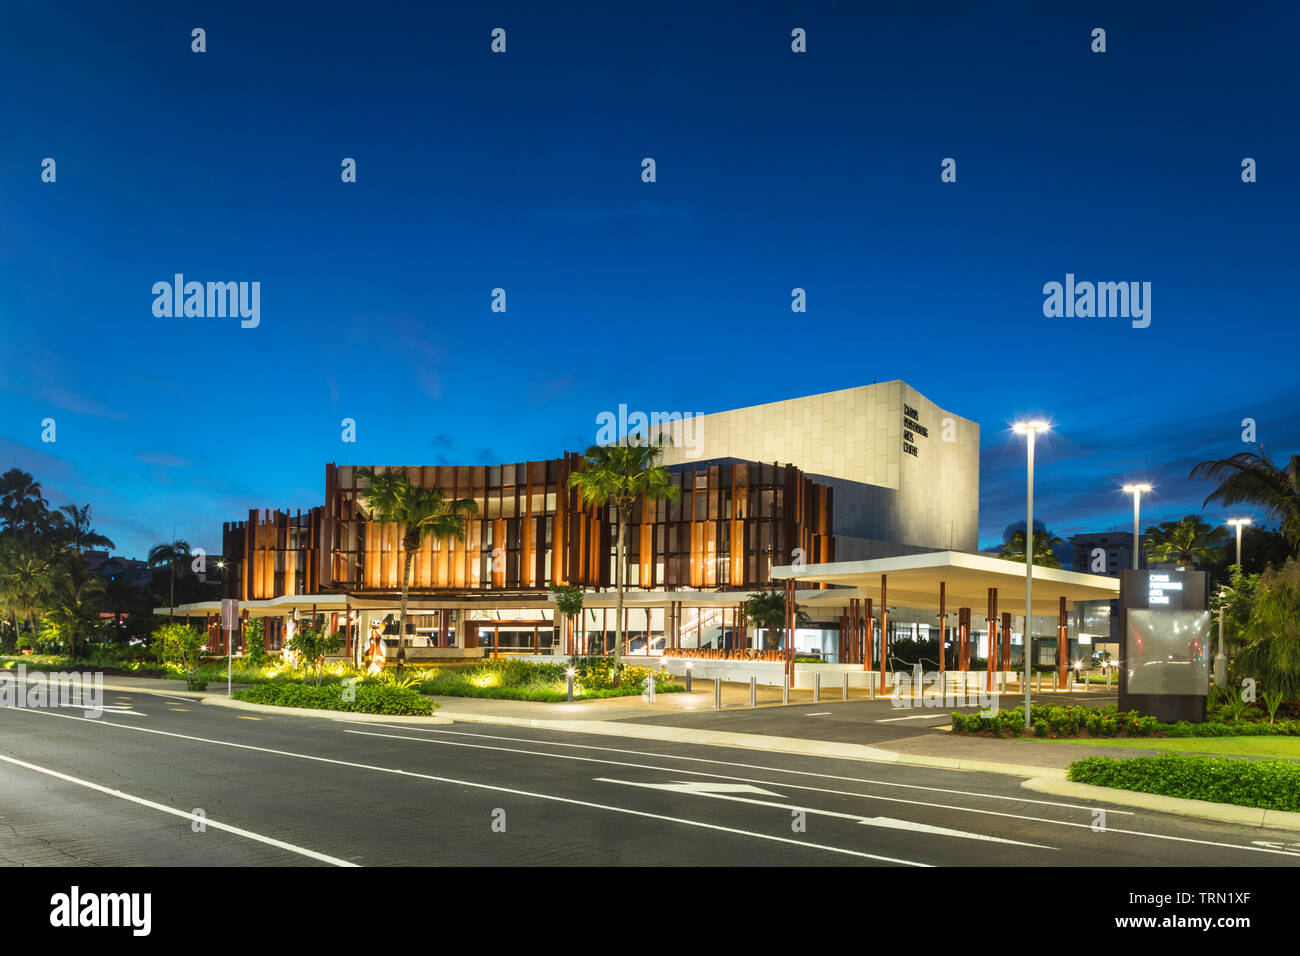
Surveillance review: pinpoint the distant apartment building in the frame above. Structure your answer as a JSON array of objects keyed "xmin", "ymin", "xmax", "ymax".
[{"xmin": 1069, "ymin": 531, "xmax": 1139, "ymax": 576}]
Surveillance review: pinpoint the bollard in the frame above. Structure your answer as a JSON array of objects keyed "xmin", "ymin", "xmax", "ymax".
[
  {"xmin": 685, "ymin": 662, "xmax": 692, "ymax": 693},
  {"xmin": 1036, "ymin": 671, "xmax": 1041, "ymax": 693},
  {"xmin": 567, "ymin": 672, "xmax": 574, "ymax": 703},
  {"xmin": 843, "ymin": 673, "xmax": 850, "ymax": 700},
  {"xmin": 749, "ymin": 675, "xmax": 757, "ymax": 708},
  {"xmin": 646, "ymin": 673, "xmax": 656, "ymax": 704},
  {"xmin": 813, "ymin": 672, "xmax": 821, "ymax": 703},
  {"xmin": 714, "ymin": 677, "xmax": 721, "ymax": 711},
  {"xmin": 782, "ymin": 673, "xmax": 789, "ymax": 705},
  {"xmin": 1106, "ymin": 667, "xmax": 1111, "ymax": 691}
]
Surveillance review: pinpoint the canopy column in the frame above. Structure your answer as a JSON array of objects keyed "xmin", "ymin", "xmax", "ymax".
[
  {"xmin": 937, "ymin": 581, "xmax": 946, "ymax": 678},
  {"xmin": 1058, "ymin": 596, "xmax": 1068, "ymax": 690},
  {"xmin": 879, "ymin": 574, "xmax": 888, "ymax": 695},
  {"xmin": 864, "ymin": 596, "xmax": 874, "ymax": 674}
]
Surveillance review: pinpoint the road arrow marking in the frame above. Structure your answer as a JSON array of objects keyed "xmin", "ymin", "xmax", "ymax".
[
  {"xmin": 1251, "ymin": 840, "xmax": 1300, "ymax": 854},
  {"xmin": 596, "ymin": 780, "xmax": 787, "ymax": 798}
]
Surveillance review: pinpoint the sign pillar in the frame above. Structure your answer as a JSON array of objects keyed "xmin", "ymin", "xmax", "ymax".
[{"xmin": 221, "ymin": 598, "xmax": 239, "ymax": 698}]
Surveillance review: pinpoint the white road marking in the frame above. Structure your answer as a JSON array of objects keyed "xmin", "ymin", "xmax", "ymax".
[
  {"xmin": 0, "ymin": 706, "xmax": 927, "ymax": 865},
  {"xmin": 10, "ymin": 707, "xmax": 1296, "ymax": 861},
  {"xmin": 597, "ymin": 777, "xmax": 1051, "ymax": 848},
  {"xmin": 876, "ymin": 713, "xmax": 952, "ymax": 722},
  {"xmin": 2, "ymin": 703, "xmax": 144, "ymax": 717},
  {"xmin": 611, "ymin": 781, "xmax": 788, "ymax": 797},
  {"xmin": 0, "ymin": 752, "xmax": 357, "ymax": 867},
  {"xmin": 350, "ymin": 724, "xmax": 1130, "ymax": 813},
  {"xmin": 804, "ymin": 712, "xmax": 832, "ymax": 716},
  {"xmin": 349, "ymin": 727, "xmax": 1120, "ymax": 840}
]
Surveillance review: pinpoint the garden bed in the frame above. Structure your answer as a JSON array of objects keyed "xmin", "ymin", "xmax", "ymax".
[
  {"xmin": 1068, "ymin": 753, "xmax": 1300, "ymax": 812},
  {"xmin": 950, "ymin": 703, "xmax": 1300, "ymax": 740},
  {"xmin": 416, "ymin": 657, "xmax": 684, "ymax": 703},
  {"xmin": 233, "ymin": 680, "xmax": 436, "ymax": 716}
]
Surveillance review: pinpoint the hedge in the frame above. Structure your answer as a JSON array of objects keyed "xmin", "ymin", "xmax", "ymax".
[
  {"xmin": 950, "ymin": 703, "xmax": 1300, "ymax": 739},
  {"xmin": 1068, "ymin": 753, "xmax": 1300, "ymax": 812},
  {"xmin": 234, "ymin": 680, "xmax": 436, "ymax": 716}
]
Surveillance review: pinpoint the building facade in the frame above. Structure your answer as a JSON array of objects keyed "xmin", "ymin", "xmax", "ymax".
[
  {"xmin": 655, "ymin": 381, "xmax": 979, "ymax": 559},
  {"xmin": 200, "ymin": 383, "xmax": 982, "ymax": 662}
]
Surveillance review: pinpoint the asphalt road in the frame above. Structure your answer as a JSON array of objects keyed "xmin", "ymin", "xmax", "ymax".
[
  {"xmin": 638, "ymin": 689, "xmax": 1120, "ymax": 744},
  {"xmin": 1, "ymin": 690, "xmax": 1298, "ymax": 867}
]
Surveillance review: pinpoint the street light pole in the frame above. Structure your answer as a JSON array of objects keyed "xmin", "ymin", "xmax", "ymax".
[
  {"xmin": 1217, "ymin": 519, "xmax": 1251, "ymax": 688},
  {"xmin": 1014, "ymin": 420, "xmax": 1049, "ymax": 731},
  {"xmin": 1122, "ymin": 484, "xmax": 1152, "ymax": 570},
  {"xmin": 1227, "ymin": 517, "xmax": 1251, "ymax": 569}
]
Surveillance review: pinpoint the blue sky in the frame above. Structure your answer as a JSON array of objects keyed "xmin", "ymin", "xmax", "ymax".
[{"xmin": 2, "ymin": 1, "xmax": 1297, "ymax": 563}]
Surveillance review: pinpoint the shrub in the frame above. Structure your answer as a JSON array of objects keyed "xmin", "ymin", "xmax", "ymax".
[
  {"xmin": 243, "ymin": 619, "xmax": 268, "ymax": 666},
  {"xmin": 1068, "ymin": 753, "xmax": 1300, "ymax": 812},
  {"xmin": 152, "ymin": 623, "xmax": 206, "ymax": 690}
]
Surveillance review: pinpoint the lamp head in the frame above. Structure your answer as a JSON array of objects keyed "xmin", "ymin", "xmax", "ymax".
[
  {"xmin": 1122, "ymin": 483, "xmax": 1152, "ymax": 494},
  {"xmin": 1227, "ymin": 517, "xmax": 1252, "ymax": 529},
  {"xmin": 1012, "ymin": 420, "xmax": 1051, "ymax": 435}
]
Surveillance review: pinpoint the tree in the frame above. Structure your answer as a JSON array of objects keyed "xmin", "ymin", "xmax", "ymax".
[
  {"xmin": 1209, "ymin": 565, "xmax": 1262, "ymax": 653},
  {"xmin": 153, "ymin": 622, "xmax": 206, "ymax": 690},
  {"xmin": 148, "ymin": 539, "xmax": 192, "ymax": 620},
  {"xmin": 568, "ymin": 440, "xmax": 680, "ymax": 667},
  {"xmin": 548, "ymin": 582, "xmax": 584, "ymax": 656},
  {"xmin": 287, "ymin": 619, "xmax": 344, "ymax": 685},
  {"xmin": 355, "ymin": 467, "xmax": 478, "ymax": 672},
  {"xmin": 54, "ymin": 503, "xmax": 115, "ymax": 555},
  {"xmin": 103, "ymin": 572, "xmax": 138, "ymax": 640},
  {"xmin": 1191, "ymin": 450, "xmax": 1300, "ymax": 555},
  {"xmin": 0, "ymin": 538, "xmax": 52, "ymax": 650},
  {"xmin": 1234, "ymin": 559, "xmax": 1300, "ymax": 700},
  {"xmin": 1143, "ymin": 515, "xmax": 1227, "ymax": 568},
  {"xmin": 242, "ymin": 617, "xmax": 268, "ymax": 666},
  {"xmin": 42, "ymin": 559, "xmax": 105, "ymax": 658},
  {"xmin": 998, "ymin": 528, "xmax": 1064, "ymax": 568},
  {"xmin": 743, "ymin": 588, "xmax": 808, "ymax": 651},
  {"xmin": 0, "ymin": 469, "xmax": 50, "ymax": 536}
]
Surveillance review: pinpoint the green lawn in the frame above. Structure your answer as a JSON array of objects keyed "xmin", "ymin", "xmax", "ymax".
[{"xmin": 1029, "ymin": 735, "xmax": 1300, "ymax": 760}]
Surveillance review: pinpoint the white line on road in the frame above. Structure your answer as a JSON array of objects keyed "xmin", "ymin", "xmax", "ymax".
[
  {"xmin": 597, "ymin": 777, "xmax": 1053, "ymax": 848},
  {"xmin": 0, "ymin": 752, "xmax": 358, "ymax": 867},
  {"xmin": 11, "ymin": 707, "xmax": 1296, "ymax": 861},
  {"xmin": 347, "ymin": 724, "xmax": 1132, "ymax": 814},
  {"xmin": 875, "ymin": 713, "xmax": 952, "ymax": 722},
  {"xmin": 0, "ymin": 706, "xmax": 928, "ymax": 865},
  {"xmin": 804, "ymin": 712, "xmax": 832, "ymax": 716},
  {"xmin": 346, "ymin": 727, "xmax": 1117, "ymax": 839}
]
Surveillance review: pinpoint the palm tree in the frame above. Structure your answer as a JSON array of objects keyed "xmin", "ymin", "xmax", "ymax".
[
  {"xmin": 0, "ymin": 469, "xmax": 49, "ymax": 535},
  {"xmin": 354, "ymin": 467, "xmax": 478, "ymax": 671},
  {"xmin": 55, "ymin": 503, "xmax": 116, "ymax": 555},
  {"xmin": 568, "ymin": 440, "xmax": 680, "ymax": 665},
  {"xmin": 1143, "ymin": 515, "xmax": 1227, "ymax": 568},
  {"xmin": 43, "ymin": 560, "xmax": 105, "ymax": 658},
  {"xmin": 1191, "ymin": 450, "xmax": 1300, "ymax": 555},
  {"xmin": 998, "ymin": 528, "xmax": 1064, "ymax": 568},
  {"xmin": 0, "ymin": 537, "xmax": 52, "ymax": 647},
  {"xmin": 743, "ymin": 588, "xmax": 808, "ymax": 651},
  {"xmin": 104, "ymin": 572, "xmax": 137, "ymax": 636},
  {"xmin": 148, "ymin": 539, "xmax": 192, "ymax": 620}
]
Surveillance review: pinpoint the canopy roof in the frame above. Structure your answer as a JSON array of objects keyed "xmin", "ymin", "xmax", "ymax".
[{"xmin": 774, "ymin": 550, "xmax": 1119, "ymax": 615}]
